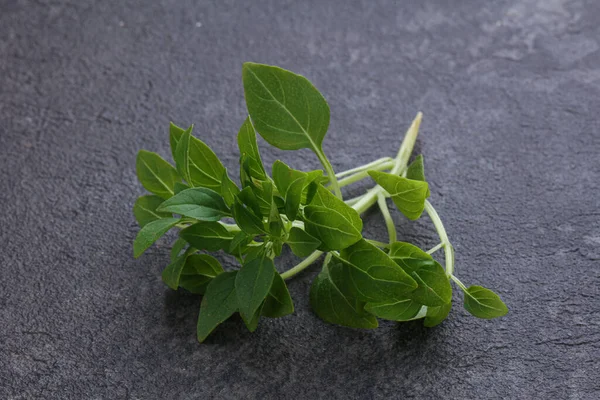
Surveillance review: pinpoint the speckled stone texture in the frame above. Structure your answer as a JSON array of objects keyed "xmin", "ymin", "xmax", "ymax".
[{"xmin": 1, "ymin": 0, "xmax": 599, "ymax": 398}]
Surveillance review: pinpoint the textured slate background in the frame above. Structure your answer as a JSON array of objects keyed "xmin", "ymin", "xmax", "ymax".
[{"xmin": 2, "ymin": 0, "xmax": 600, "ymax": 398}]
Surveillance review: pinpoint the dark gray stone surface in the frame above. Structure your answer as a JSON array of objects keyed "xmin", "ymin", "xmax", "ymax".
[{"xmin": 1, "ymin": 0, "xmax": 599, "ymax": 398}]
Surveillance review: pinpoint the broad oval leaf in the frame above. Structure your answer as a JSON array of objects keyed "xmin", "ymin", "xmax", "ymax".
[
  {"xmin": 262, "ymin": 273, "xmax": 294, "ymax": 318},
  {"xmin": 309, "ymin": 261, "xmax": 378, "ymax": 329},
  {"xmin": 364, "ymin": 298, "xmax": 422, "ymax": 321},
  {"xmin": 197, "ymin": 271, "xmax": 238, "ymax": 343},
  {"xmin": 463, "ymin": 285, "xmax": 508, "ymax": 319},
  {"xmin": 237, "ymin": 117, "xmax": 267, "ymax": 180},
  {"xmin": 179, "ymin": 221, "xmax": 235, "ymax": 251},
  {"xmin": 133, "ymin": 195, "xmax": 171, "ymax": 227},
  {"xmin": 241, "ymin": 302, "xmax": 264, "ymax": 333},
  {"xmin": 304, "ymin": 206, "xmax": 362, "ymax": 251},
  {"xmin": 235, "ymin": 253, "xmax": 276, "ymax": 321},
  {"xmin": 175, "ymin": 126, "xmax": 225, "ymax": 192},
  {"xmin": 424, "ymin": 302, "xmax": 452, "ymax": 327},
  {"xmin": 133, "ymin": 217, "xmax": 180, "ymax": 258},
  {"xmin": 409, "ymin": 261, "xmax": 452, "ymax": 307},
  {"xmin": 232, "ymin": 198, "xmax": 267, "ymax": 236},
  {"xmin": 389, "ymin": 241, "xmax": 433, "ymax": 274},
  {"xmin": 242, "ymin": 62, "xmax": 330, "ymax": 152},
  {"xmin": 178, "ymin": 254, "xmax": 224, "ymax": 294},
  {"xmin": 157, "ymin": 187, "xmax": 230, "ymax": 221},
  {"xmin": 368, "ymin": 170, "xmax": 429, "ymax": 220},
  {"xmin": 136, "ymin": 150, "xmax": 180, "ymax": 199},
  {"xmin": 286, "ymin": 227, "xmax": 321, "ymax": 257},
  {"xmin": 336, "ymin": 240, "xmax": 418, "ymax": 302}
]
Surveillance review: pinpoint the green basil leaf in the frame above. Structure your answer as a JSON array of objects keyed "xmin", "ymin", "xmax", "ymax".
[
  {"xmin": 133, "ymin": 217, "xmax": 180, "ymax": 258},
  {"xmin": 303, "ymin": 184, "xmax": 363, "ymax": 251},
  {"xmin": 220, "ymin": 169, "xmax": 240, "ymax": 207},
  {"xmin": 133, "ymin": 195, "xmax": 171, "ymax": 227},
  {"xmin": 389, "ymin": 242, "xmax": 433, "ymax": 274},
  {"xmin": 156, "ymin": 187, "xmax": 230, "ymax": 221},
  {"xmin": 242, "ymin": 62, "xmax": 330, "ymax": 153},
  {"xmin": 174, "ymin": 182, "xmax": 189, "ymax": 194},
  {"xmin": 406, "ymin": 155, "xmax": 430, "ymax": 197},
  {"xmin": 262, "ymin": 273, "xmax": 294, "ymax": 318},
  {"xmin": 336, "ymin": 240, "xmax": 417, "ymax": 302},
  {"xmin": 237, "ymin": 186, "xmax": 262, "ymax": 217},
  {"xmin": 235, "ymin": 253, "xmax": 276, "ymax": 321},
  {"xmin": 162, "ymin": 249, "xmax": 192, "ymax": 290},
  {"xmin": 424, "ymin": 302, "xmax": 452, "ymax": 327},
  {"xmin": 272, "ymin": 160, "xmax": 307, "ymax": 220},
  {"xmin": 237, "ymin": 117, "xmax": 267, "ymax": 181},
  {"xmin": 174, "ymin": 126, "xmax": 225, "ymax": 192},
  {"xmin": 170, "ymin": 237, "xmax": 188, "ymax": 261},
  {"xmin": 241, "ymin": 302, "xmax": 264, "ymax": 332},
  {"xmin": 463, "ymin": 285, "xmax": 508, "ymax": 319},
  {"xmin": 409, "ymin": 261, "xmax": 452, "ymax": 307},
  {"xmin": 232, "ymin": 198, "xmax": 267, "ymax": 236},
  {"xmin": 301, "ymin": 170, "xmax": 324, "ymax": 204},
  {"xmin": 286, "ymin": 227, "xmax": 321, "ymax": 257},
  {"xmin": 197, "ymin": 271, "xmax": 238, "ymax": 343},
  {"xmin": 268, "ymin": 200, "xmax": 284, "ymax": 237},
  {"xmin": 251, "ymin": 180, "xmax": 274, "ymax": 217},
  {"xmin": 364, "ymin": 299, "xmax": 422, "ymax": 321},
  {"xmin": 179, "ymin": 222, "xmax": 234, "ymax": 251},
  {"xmin": 368, "ymin": 171, "xmax": 429, "ymax": 220},
  {"xmin": 136, "ymin": 150, "xmax": 180, "ymax": 199},
  {"xmin": 310, "ymin": 261, "xmax": 378, "ymax": 329},
  {"xmin": 304, "ymin": 206, "xmax": 362, "ymax": 251},
  {"xmin": 169, "ymin": 122, "xmax": 186, "ymax": 161},
  {"xmin": 178, "ymin": 254, "xmax": 224, "ymax": 294},
  {"xmin": 228, "ymin": 231, "xmax": 251, "ymax": 257}
]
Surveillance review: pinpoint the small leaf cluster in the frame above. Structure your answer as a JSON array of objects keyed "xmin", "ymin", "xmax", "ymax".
[{"xmin": 133, "ymin": 63, "xmax": 508, "ymax": 342}]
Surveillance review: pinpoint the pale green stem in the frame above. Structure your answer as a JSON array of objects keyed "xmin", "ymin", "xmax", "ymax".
[
  {"xmin": 280, "ymin": 250, "xmax": 323, "ymax": 280},
  {"xmin": 391, "ymin": 112, "xmax": 422, "ymax": 175},
  {"xmin": 424, "ymin": 200, "xmax": 454, "ymax": 276},
  {"xmin": 426, "ymin": 242, "xmax": 444, "ymax": 255},
  {"xmin": 336, "ymin": 157, "xmax": 394, "ymax": 178},
  {"xmin": 336, "ymin": 162, "xmax": 393, "ymax": 188},
  {"xmin": 450, "ymin": 274, "xmax": 468, "ymax": 292},
  {"xmin": 317, "ymin": 151, "xmax": 343, "ymax": 199},
  {"xmin": 377, "ymin": 192, "xmax": 397, "ymax": 244}
]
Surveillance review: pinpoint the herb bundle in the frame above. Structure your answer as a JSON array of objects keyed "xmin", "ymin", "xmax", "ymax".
[{"xmin": 133, "ymin": 63, "xmax": 508, "ymax": 342}]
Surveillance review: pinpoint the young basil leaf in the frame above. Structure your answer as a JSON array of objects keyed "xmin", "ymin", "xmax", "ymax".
[
  {"xmin": 179, "ymin": 221, "xmax": 235, "ymax": 251},
  {"xmin": 251, "ymin": 180, "xmax": 274, "ymax": 217},
  {"xmin": 178, "ymin": 254, "xmax": 224, "ymax": 294},
  {"xmin": 368, "ymin": 171, "xmax": 429, "ymax": 220},
  {"xmin": 237, "ymin": 117, "xmax": 267, "ymax": 181},
  {"xmin": 336, "ymin": 240, "xmax": 417, "ymax": 302},
  {"xmin": 286, "ymin": 227, "xmax": 322, "ymax": 257},
  {"xmin": 242, "ymin": 62, "xmax": 330, "ymax": 153},
  {"xmin": 220, "ymin": 169, "xmax": 240, "ymax": 207},
  {"xmin": 228, "ymin": 231, "xmax": 251, "ymax": 257},
  {"xmin": 156, "ymin": 187, "xmax": 230, "ymax": 221},
  {"xmin": 241, "ymin": 301, "xmax": 264, "ymax": 332},
  {"xmin": 310, "ymin": 261, "xmax": 378, "ymax": 329},
  {"xmin": 174, "ymin": 126, "xmax": 225, "ymax": 192},
  {"xmin": 303, "ymin": 184, "xmax": 363, "ymax": 251},
  {"xmin": 272, "ymin": 160, "xmax": 307, "ymax": 220},
  {"xmin": 262, "ymin": 273, "xmax": 294, "ymax": 318},
  {"xmin": 162, "ymin": 248, "xmax": 192, "ymax": 290},
  {"xmin": 235, "ymin": 252, "xmax": 276, "ymax": 321},
  {"xmin": 409, "ymin": 261, "xmax": 452, "ymax": 307},
  {"xmin": 170, "ymin": 237, "xmax": 188, "ymax": 261},
  {"xmin": 389, "ymin": 242, "xmax": 433, "ymax": 274},
  {"xmin": 364, "ymin": 299, "xmax": 422, "ymax": 321},
  {"xmin": 301, "ymin": 170, "xmax": 324, "ymax": 204},
  {"xmin": 463, "ymin": 285, "xmax": 508, "ymax": 319},
  {"xmin": 133, "ymin": 195, "xmax": 172, "ymax": 227},
  {"xmin": 406, "ymin": 155, "xmax": 430, "ymax": 197},
  {"xmin": 133, "ymin": 217, "xmax": 180, "ymax": 258},
  {"xmin": 197, "ymin": 271, "xmax": 239, "ymax": 343},
  {"xmin": 136, "ymin": 150, "xmax": 180, "ymax": 199},
  {"xmin": 232, "ymin": 198, "xmax": 267, "ymax": 236},
  {"xmin": 169, "ymin": 122, "xmax": 186, "ymax": 161},
  {"xmin": 268, "ymin": 200, "xmax": 284, "ymax": 237},
  {"xmin": 424, "ymin": 302, "xmax": 452, "ymax": 327},
  {"xmin": 237, "ymin": 186, "xmax": 262, "ymax": 217},
  {"xmin": 243, "ymin": 243, "xmax": 266, "ymax": 263}
]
